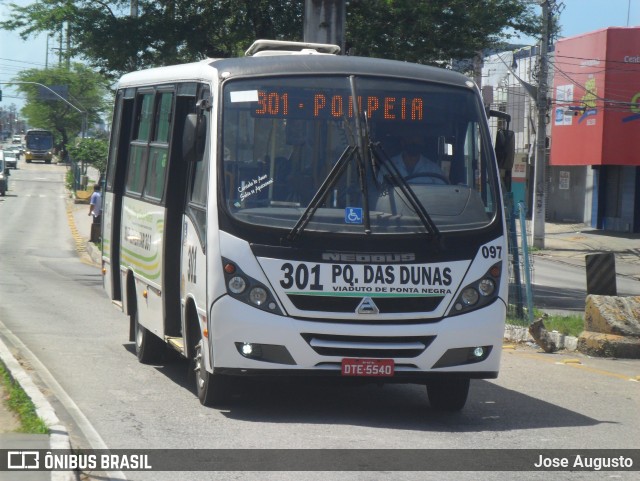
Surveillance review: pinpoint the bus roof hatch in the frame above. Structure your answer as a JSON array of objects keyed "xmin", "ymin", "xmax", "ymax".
[{"xmin": 245, "ymin": 39, "xmax": 341, "ymax": 57}]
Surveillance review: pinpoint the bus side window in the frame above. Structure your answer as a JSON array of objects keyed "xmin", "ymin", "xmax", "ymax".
[
  {"xmin": 143, "ymin": 91, "xmax": 173, "ymax": 201},
  {"xmin": 126, "ymin": 92, "xmax": 154, "ymax": 195}
]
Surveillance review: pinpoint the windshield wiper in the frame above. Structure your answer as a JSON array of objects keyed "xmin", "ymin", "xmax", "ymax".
[
  {"xmin": 285, "ymin": 145, "xmax": 358, "ymax": 243},
  {"xmin": 287, "ymin": 76, "xmax": 374, "ymax": 243},
  {"xmin": 349, "ymin": 75, "xmax": 372, "ymax": 234},
  {"xmin": 370, "ymin": 142, "xmax": 441, "ymax": 238}
]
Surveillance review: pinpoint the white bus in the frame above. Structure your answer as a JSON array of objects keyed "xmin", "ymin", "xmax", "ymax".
[{"xmin": 103, "ymin": 40, "xmax": 510, "ymax": 411}]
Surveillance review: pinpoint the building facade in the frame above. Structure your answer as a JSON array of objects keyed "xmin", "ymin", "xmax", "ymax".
[
  {"xmin": 482, "ymin": 27, "xmax": 640, "ymax": 233},
  {"xmin": 550, "ymin": 27, "xmax": 640, "ymax": 232}
]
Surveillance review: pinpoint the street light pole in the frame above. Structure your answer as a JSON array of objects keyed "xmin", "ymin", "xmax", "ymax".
[{"xmin": 0, "ymin": 81, "xmax": 87, "ymax": 138}]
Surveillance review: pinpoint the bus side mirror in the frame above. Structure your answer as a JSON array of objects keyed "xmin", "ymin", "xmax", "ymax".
[
  {"xmin": 182, "ymin": 112, "xmax": 207, "ymax": 163},
  {"xmin": 495, "ymin": 129, "xmax": 515, "ymax": 170}
]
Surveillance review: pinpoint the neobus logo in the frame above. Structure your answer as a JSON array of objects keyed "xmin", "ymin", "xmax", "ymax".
[
  {"xmin": 622, "ymin": 92, "xmax": 640, "ymax": 123},
  {"xmin": 321, "ymin": 252, "xmax": 416, "ymax": 263}
]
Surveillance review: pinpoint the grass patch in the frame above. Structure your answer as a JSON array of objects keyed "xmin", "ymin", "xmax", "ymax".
[
  {"xmin": 507, "ymin": 307, "xmax": 584, "ymax": 338},
  {"xmin": 542, "ymin": 313, "xmax": 584, "ymax": 337},
  {"xmin": 0, "ymin": 362, "xmax": 49, "ymax": 434}
]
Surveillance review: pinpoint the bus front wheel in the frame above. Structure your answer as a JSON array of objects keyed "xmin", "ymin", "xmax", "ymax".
[
  {"xmin": 426, "ymin": 378, "xmax": 470, "ymax": 411},
  {"xmin": 133, "ymin": 310, "xmax": 165, "ymax": 363},
  {"xmin": 193, "ymin": 340, "xmax": 232, "ymax": 407}
]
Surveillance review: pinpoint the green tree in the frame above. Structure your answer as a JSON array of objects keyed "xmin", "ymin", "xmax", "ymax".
[
  {"xmin": 2, "ymin": 1, "xmax": 540, "ymax": 78},
  {"xmin": 12, "ymin": 64, "xmax": 110, "ymax": 155},
  {"xmin": 1, "ymin": 1, "xmax": 304, "ymax": 77},
  {"xmin": 346, "ymin": 0, "xmax": 540, "ymax": 64},
  {"xmin": 68, "ymin": 138, "xmax": 108, "ymax": 176}
]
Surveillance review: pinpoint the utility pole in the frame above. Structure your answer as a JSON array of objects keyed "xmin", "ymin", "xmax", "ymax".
[
  {"xmin": 531, "ymin": 0, "xmax": 552, "ymax": 249},
  {"xmin": 65, "ymin": 22, "xmax": 71, "ymax": 70},
  {"xmin": 303, "ymin": 0, "xmax": 346, "ymax": 52}
]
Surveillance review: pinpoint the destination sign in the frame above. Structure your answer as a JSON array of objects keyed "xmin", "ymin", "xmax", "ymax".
[{"xmin": 229, "ymin": 88, "xmax": 428, "ymax": 121}]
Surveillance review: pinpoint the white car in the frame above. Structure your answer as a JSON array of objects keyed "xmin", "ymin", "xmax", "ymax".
[
  {"xmin": 0, "ymin": 158, "xmax": 9, "ymax": 196},
  {"xmin": 3, "ymin": 149, "xmax": 18, "ymax": 169}
]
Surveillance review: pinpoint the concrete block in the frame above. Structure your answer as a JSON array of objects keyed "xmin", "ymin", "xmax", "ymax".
[
  {"xmin": 584, "ymin": 295, "xmax": 640, "ymax": 336},
  {"xmin": 577, "ymin": 330, "xmax": 640, "ymax": 359}
]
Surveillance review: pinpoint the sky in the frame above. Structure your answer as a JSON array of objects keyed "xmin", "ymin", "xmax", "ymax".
[{"xmin": 1, "ymin": 0, "xmax": 640, "ymax": 115}]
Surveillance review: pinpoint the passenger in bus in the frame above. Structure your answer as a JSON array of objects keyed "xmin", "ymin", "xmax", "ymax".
[{"xmin": 377, "ymin": 135, "xmax": 447, "ymax": 185}]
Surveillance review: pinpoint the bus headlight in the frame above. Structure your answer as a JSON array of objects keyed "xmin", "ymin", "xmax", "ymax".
[
  {"xmin": 451, "ymin": 262, "xmax": 502, "ymax": 315},
  {"xmin": 228, "ymin": 276, "xmax": 247, "ymax": 294},
  {"xmin": 460, "ymin": 287, "xmax": 479, "ymax": 306},
  {"xmin": 222, "ymin": 258, "xmax": 283, "ymax": 315},
  {"xmin": 478, "ymin": 278, "xmax": 495, "ymax": 297},
  {"xmin": 249, "ymin": 287, "xmax": 268, "ymax": 306}
]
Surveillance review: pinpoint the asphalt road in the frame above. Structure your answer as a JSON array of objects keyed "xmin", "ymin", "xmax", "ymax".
[
  {"xmin": 0, "ymin": 161, "xmax": 638, "ymax": 481},
  {"xmin": 531, "ymin": 255, "xmax": 640, "ymax": 314}
]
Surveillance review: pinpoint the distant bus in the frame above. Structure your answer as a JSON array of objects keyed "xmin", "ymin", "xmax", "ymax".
[
  {"xmin": 103, "ymin": 40, "xmax": 511, "ymax": 411},
  {"xmin": 25, "ymin": 129, "xmax": 54, "ymax": 163}
]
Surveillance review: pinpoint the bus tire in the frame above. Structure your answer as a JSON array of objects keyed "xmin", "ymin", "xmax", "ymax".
[
  {"xmin": 426, "ymin": 378, "xmax": 470, "ymax": 411},
  {"xmin": 133, "ymin": 310, "xmax": 165, "ymax": 364},
  {"xmin": 194, "ymin": 340, "xmax": 231, "ymax": 407}
]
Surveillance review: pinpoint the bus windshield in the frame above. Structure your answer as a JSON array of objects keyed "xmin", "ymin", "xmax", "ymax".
[
  {"xmin": 26, "ymin": 131, "xmax": 54, "ymax": 150},
  {"xmin": 222, "ymin": 76, "xmax": 498, "ymax": 235}
]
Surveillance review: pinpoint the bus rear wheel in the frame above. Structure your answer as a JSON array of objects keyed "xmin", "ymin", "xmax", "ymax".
[
  {"xmin": 133, "ymin": 310, "xmax": 165, "ymax": 363},
  {"xmin": 193, "ymin": 340, "xmax": 232, "ymax": 407},
  {"xmin": 426, "ymin": 378, "xmax": 470, "ymax": 412}
]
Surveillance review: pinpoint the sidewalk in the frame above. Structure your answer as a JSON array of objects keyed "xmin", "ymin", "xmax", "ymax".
[{"xmin": 0, "ymin": 331, "xmax": 75, "ymax": 481}]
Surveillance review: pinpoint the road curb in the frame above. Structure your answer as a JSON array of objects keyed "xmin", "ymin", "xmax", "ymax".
[
  {"xmin": 504, "ymin": 324, "xmax": 579, "ymax": 351},
  {"xmin": 65, "ymin": 200, "xmax": 86, "ymax": 255},
  {"xmin": 65, "ymin": 198, "xmax": 101, "ymax": 266},
  {"xmin": 0, "ymin": 333, "xmax": 76, "ymax": 481}
]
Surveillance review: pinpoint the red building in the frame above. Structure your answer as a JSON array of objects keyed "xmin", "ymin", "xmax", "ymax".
[{"xmin": 549, "ymin": 27, "xmax": 640, "ymax": 232}]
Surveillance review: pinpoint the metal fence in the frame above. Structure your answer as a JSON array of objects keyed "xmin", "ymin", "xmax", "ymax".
[
  {"xmin": 69, "ymin": 157, "xmax": 85, "ymax": 191},
  {"xmin": 505, "ymin": 194, "xmax": 535, "ymax": 325},
  {"xmin": 68, "ymin": 156, "xmax": 101, "ymax": 192}
]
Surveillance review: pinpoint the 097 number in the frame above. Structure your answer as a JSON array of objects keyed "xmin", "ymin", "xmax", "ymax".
[
  {"xmin": 280, "ymin": 263, "xmax": 323, "ymax": 290},
  {"xmin": 481, "ymin": 245, "xmax": 502, "ymax": 259}
]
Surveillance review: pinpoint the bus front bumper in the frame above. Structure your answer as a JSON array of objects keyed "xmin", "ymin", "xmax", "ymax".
[{"xmin": 209, "ymin": 296, "xmax": 506, "ymax": 381}]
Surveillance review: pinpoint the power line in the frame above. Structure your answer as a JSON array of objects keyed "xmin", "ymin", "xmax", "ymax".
[{"xmin": 0, "ymin": 56, "xmax": 47, "ymax": 68}]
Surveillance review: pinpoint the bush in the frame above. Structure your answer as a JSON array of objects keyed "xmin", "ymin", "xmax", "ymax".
[{"xmin": 68, "ymin": 138, "xmax": 108, "ymax": 176}]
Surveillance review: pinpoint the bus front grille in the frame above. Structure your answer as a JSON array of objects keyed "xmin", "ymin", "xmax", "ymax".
[
  {"xmin": 288, "ymin": 294, "xmax": 444, "ymax": 313},
  {"xmin": 301, "ymin": 333, "xmax": 435, "ymax": 358}
]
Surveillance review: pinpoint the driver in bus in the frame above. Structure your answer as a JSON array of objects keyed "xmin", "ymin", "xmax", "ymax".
[{"xmin": 378, "ymin": 134, "xmax": 447, "ymax": 185}]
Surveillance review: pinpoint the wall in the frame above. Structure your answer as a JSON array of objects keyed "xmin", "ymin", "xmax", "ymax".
[{"xmin": 547, "ymin": 166, "xmax": 588, "ymax": 222}]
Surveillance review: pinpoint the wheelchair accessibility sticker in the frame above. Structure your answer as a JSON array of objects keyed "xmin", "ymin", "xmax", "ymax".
[{"xmin": 345, "ymin": 207, "xmax": 363, "ymax": 224}]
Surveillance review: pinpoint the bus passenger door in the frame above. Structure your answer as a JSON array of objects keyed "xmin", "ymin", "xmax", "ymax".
[
  {"xmin": 177, "ymin": 89, "xmax": 210, "ymax": 361},
  {"xmin": 104, "ymin": 92, "xmax": 134, "ymax": 301},
  {"xmin": 164, "ymin": 86, "xmax": 210, "ymax": 342}
]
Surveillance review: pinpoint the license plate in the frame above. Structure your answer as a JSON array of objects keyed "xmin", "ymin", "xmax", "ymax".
[{"xmin": 341, "ymin": 358, "xmax": 394, "ymax": 377}]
